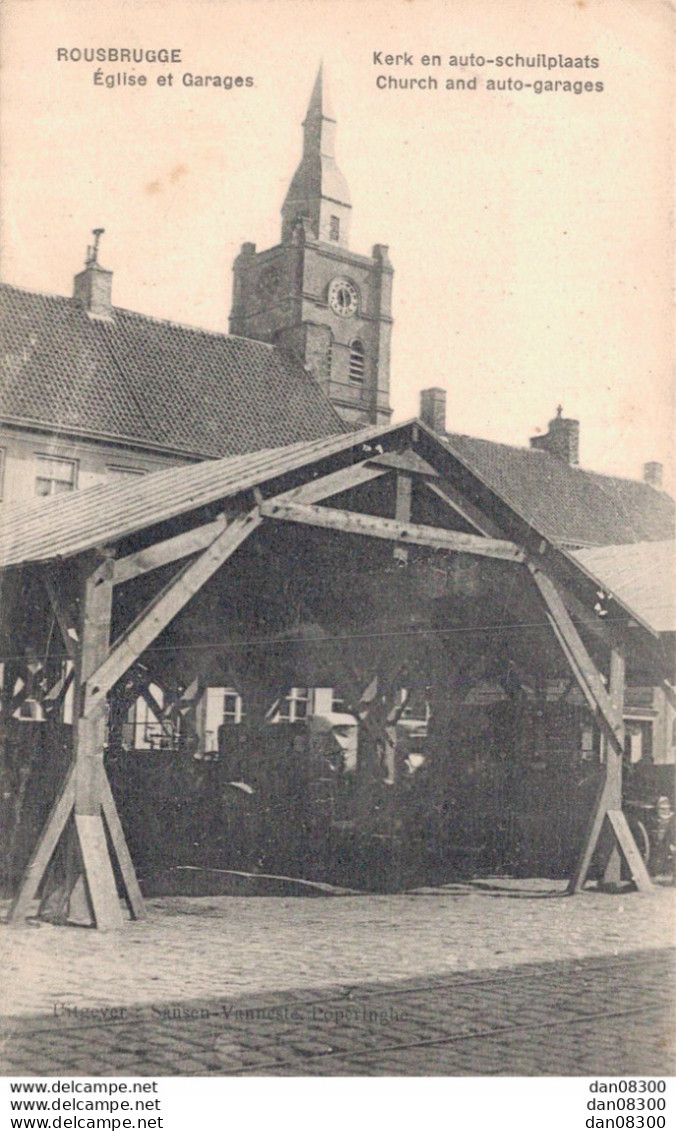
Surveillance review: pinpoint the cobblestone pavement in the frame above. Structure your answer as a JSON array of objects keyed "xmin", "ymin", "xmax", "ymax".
[
  {"xmin": 1, "ymin": 950, "xmax": 673, "ymax": 1077},
  {"xmin": 1, "ymin": 879, "xmax": 674, "ymax": 1076}
]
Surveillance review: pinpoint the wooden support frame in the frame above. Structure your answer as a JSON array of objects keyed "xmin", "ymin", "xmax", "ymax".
[
  {"xmin": 10, "ymin": 508, "xmax": 262, "ymax": 929},
  {"xmin": 112, "ymin": 514, "xmax": 228, "ymax": 585},
  {"xmin": 11, "ymin": 557, "xmax": 140, "ymax": 929},
  {"xmin": 85, "ymin": 509, "xmax": 261, "ymax": 712},
  {"xmin": 423, "ymin": 479, "xmax": 504, "ymax": 538},
  {"xmin": 273, "ymin": 460, "xmax": 389, "ymax": 506},
  {"xmin": 260, "ymin": 499, "xmax": 525, "ymax": 562},
  {"xmin": 528, "ymin": 563, "xmax": 652, "ymax": 893}
]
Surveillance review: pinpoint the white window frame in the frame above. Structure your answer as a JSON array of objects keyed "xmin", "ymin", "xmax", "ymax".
[{"xmin": 35, "ymin": 454, "xmax": 78, "ymax": 497}]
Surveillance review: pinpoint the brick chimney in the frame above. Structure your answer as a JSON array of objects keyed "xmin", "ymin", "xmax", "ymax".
[
  {"xmin": 420, "ymin": 387, "xmax": 447, "ymax": 434},
  {"xmin": 73, "ymin": 229, "xmax": 113, "ymax": 320},
  {"xmin": 530, "ymin": 406, "xmax": 579, "ymax": 465},
  {"xmin": 643, "ymin": 461, "xmax": 663, "ymax": 489}
]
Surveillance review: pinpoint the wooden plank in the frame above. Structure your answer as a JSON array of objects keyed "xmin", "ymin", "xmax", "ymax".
[
  {"xmin": 100, "ymin": 773, "xmax": 146, "ymax": 920},
  {"xmin": 8, "ymin": 762, "xmax": 76, "ymax": 922},
  {"xmin": 567, "ymin": 775, "xmax": 609, "ymax": 894},
  {"xmin": 75, "ymin": 559, "xmax": 114, "ymax": 816},
  {"xmin": 75, "ymin": 712, "xmax": 109, "ymax": 816},
  {"xmin": 395, "ymin": 472, "xmax": 412, "ymax": 522},
  {"xmin": 272, "ymin": 461, "xmax": 388, "ymax": 506},
  {"xmin": 424, "ymin": 480, "xmax": 503, "ymax": 538},
  {"xmin": 260, "ymin": 500, "xmax": 525, "ymax": 562},
  {"xmin": 605, "ymin": 649, "xmax": 625, "ymax": 810},
  {"xmin": 601, "ymin": 649, "xmax": 625, "ymax": 885},
  {"xmin": 75, "ymin": 814, "xmax": 125, "ymax": 930},
  {"xmin": 528, "ymin": 564, "xmax": 624, "ymax": 754},
  {"xmin": 113, "ymin": 515, "xmax": 227, "ymax": 585},
  {"xmin": 85, "ymin": 509, "xmax": 261, "ymax": 711},
  {"xmin": 394, "ymin": 472, "xmax": 412, "ymax": 565},
  {"xmin": 368, "ymin": 449, "xmax": 439, "ymax": 477},
  {"xmin": 607, "ymin": 809, "xmax": 653, "ymax": 893}
]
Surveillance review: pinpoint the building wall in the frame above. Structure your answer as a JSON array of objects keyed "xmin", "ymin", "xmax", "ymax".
[{"xmin": 0, "ymin": 425, "xmax": 192, "ymax": 507}]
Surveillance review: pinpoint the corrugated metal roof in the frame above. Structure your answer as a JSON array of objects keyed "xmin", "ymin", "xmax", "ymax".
[
  {"xmin": 0, "ymin": 422, "xmax": 399, "ymax": 569},
  {"xmin": 573, "ymin": 541, "xmax": 675, "ymax": 634}
]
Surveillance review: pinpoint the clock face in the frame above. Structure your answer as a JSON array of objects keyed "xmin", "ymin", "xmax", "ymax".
[{"xmin": 328, "ymin": 278, "xmax": 359, "ymax": 318}]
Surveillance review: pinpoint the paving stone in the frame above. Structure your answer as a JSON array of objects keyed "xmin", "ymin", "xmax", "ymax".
[{"xmin": 2, "ymin": 883, "xmax": 675, "ymax": 1076}]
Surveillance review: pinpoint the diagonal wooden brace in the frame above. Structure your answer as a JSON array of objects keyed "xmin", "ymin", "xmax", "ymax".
[{"xmin": 528, "ymin": 564, "xmax": 652, "ymax": 893}]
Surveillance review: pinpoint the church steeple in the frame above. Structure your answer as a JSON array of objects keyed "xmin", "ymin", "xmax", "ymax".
[
  {"xmin": 230, "ymin": 65, "xmax": 393, "ymax": 426},
  {"xmin": 281, "ymin": 65, "xmax": 352, "ymax": 247}
]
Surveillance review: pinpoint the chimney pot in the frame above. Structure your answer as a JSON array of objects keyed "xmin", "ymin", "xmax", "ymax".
[
  {"xmin": 643, "ymin": 461, "xmax": 663, "ymax": 489},
  {"xmin": 530, "ymin": 406, "xmax": 579, "ymax": 465},
  {"xmin": 73, "ymin": 231, "xmax": 113, "ymax": 320},
  {"xmin": 419, "ymin": 387, "xmax": 447, "ymax": 434}
]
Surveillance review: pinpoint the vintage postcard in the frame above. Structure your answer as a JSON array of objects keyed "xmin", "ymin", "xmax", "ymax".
[{"xmin": 0, "ymin": 0, "xmax": 673, "ymax": 1107}]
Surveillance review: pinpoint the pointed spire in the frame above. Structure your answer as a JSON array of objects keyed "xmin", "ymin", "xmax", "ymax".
[
  {"xmin": 304, "ymin": 62, "xmax": 336, "ymax": 144},
  {"xmin": 281, "ymin": 65, "xmax": 352, "ymax": 246}
]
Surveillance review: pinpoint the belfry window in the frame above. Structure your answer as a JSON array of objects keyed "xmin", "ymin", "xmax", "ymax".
[
  {"xmin": 349, "ymin": 340, "xmax": 365, "ymax": 382},
  {"xmin": 329, "ymin": 215, "xmax": 340, "ymax": 241}
]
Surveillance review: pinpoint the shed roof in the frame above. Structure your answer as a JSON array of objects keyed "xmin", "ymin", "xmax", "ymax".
[
  {"xmin": 0, "ymin": 283, "xmax": 346, "ymax": 458},
  {"xmin": 0, "ymin": 423, "xmax": 395, "ymax": 570},
  {"xmin": 573, "ymin": 541, "xmax": 675, "ymax": 634}
]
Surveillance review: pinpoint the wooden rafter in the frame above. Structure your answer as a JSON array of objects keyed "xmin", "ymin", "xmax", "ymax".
[
  {"xmin": 423, "ymin": 479, "xmax": 503, "ymax": 538},
  {"xmin": 272, "ymin": 459, "xmax": 389, "ymax": 505},
  {"xmin": 113, "ymin": 514, "xmax": 228, "ymax": 585},
  {"xmin": 260, "ymin": 500, "xmax": 525, "ymax": 562}
]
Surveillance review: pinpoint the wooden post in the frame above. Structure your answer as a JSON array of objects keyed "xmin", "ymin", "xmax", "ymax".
[
  {"xmin": 599, "ymin": 649, "xmax": 625, "ymax": 886},
  {"xmin": 11, "ymin": 510, "xmax": 262, "ymax": 928},
  {"xmin": 528, "ymin": 565, "xmax": 651, "ymax": 893},
  {"xmin": 393, "ymin": 472, "xmax": 412, "ymax": 565},
  {"xmin": 10, "ymin": 556, "xmax": 145, "ymax": 928}
]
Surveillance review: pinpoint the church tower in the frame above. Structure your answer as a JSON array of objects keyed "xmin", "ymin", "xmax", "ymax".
[{"xmin": 229, "ymin": 65, "xmax": 393, "ymax": 426}]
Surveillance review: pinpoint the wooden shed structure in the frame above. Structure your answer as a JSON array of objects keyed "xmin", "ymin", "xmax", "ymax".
[{"xmin": 1, "ymin": 420, "xmax": 672, "ymax": 928}]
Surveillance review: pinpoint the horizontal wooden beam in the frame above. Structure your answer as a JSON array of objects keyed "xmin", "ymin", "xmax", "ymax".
[
  {"xmin": 259, "ymin": 500, "xmax": 525, "ymax": 561},
  {"xmin": 272, "ymin": 460, "xmax": 389, "ymax": 506},
  {"xmin": 113, "ymin": 515, "xmax": 228, "ymax": 585},
  {"xmin": 84, "ymin": 509, "xmax": 261, "ymax": 711}
]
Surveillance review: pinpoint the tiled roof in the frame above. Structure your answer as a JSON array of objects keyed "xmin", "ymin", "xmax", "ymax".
[
  {"xmin": 443, "ymin": 433, "xmax": 675, "ymax": 547},
  {"xmin": 0, "ymin": 283, "xmax": 346, "ymax": 457}
]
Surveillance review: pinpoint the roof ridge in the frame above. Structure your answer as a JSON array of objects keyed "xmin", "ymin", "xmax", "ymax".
[
  {"xmin": 0, "ymin": 279, "xmax": 283, "ymax": 349},
  {"xmin": 445, "ymin": 428, "xmax": 670, "ymax": 493},
  {"xmin": 0, "ymin": 280, "xmax": 74, "ymax": 303},
  {"xmin": 113, "ymin": 304, "xmax": 280, "ymax": 346}
]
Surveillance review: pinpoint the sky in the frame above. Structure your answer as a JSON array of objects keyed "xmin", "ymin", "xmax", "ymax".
[{"xmin": 1, "ymin": 0, "xmax": 673, "ymax": 487}]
